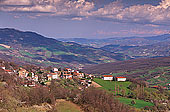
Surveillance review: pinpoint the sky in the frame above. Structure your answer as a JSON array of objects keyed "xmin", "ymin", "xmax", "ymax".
[{"xmin": 0, "ymin": 0, "xmax": 170, "ymax": 38}]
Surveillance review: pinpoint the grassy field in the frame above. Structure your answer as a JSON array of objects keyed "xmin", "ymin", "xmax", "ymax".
[
  {"xmin": 55, "ymin": 99, "xmax": 83, "ymax": 112},
  {"xmin": 93, "ymin": 78, "xmax": 132, "ymax": 95},
  {"xmin": 0, "ymin": 46, "xmax": 7, "ymax": 50},
  {"xmin": 117, "ymin": 97, "xmax": 154, "ymax": 108},
  {"xmin": 93, "ymin": 78, "xmax": 154, "ymax": 108}
]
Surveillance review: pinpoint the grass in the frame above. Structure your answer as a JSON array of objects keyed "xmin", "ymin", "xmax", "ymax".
[
  {"xmin": 45, "ymin": 51, "xmax": 52, "ymax": 58},
  {"xmin": 93, "ymin": 78, "xmax": 132, "ymax": 95},
  {"xmin": 20, "ymin": 50, "xmax": 36, "ymax": 57},
  {"xmin": 0, "ymin": 46, "xmax": 7, "ymax": 50},
  {"xmin": 117, "ymin": 97, "xmax": 154, "ymax": 108},
  {"xmin": 16, "ymin": 107, "xmax": 47, "ymax": 112},
  {"xmin": 53, "ymin": 51, "xmax": 76, "ymax": 56},
  {"xmin": 55, "ymin": 99, "xmax": 82, "ymax": 112},
  {"xmin": 33, "ymin": 47, "xmax": 47, "ymax": 51},
  {"xmin": 94, "ymin": 78, "xmax": 154, "ymax": 108}
]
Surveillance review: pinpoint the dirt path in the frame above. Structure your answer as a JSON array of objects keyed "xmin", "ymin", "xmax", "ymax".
[{"xmin": 91, "ymin": 81, "xmax": 102, "ymax": 88}]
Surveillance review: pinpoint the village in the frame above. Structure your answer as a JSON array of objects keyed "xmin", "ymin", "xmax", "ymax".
[
  {"xmin": 0, "ymin": 63, "xmax": 128, "ymax": 89},
  {"xmin": 1, "ymin": 61, "xmax": 170, "ymax": 111}
]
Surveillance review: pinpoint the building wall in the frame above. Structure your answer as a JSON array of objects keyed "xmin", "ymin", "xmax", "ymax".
[
  {"xmin": 117, "ymin": 78, "xmax": 126, "ymax": 81},
  {"xmin": 103, "ymin": 77, "xmax": 113, "ymax": 80},
  {"xmin": 54, "ymin": 68, "xmax": 58, "ymax": 72},
  {"xmin": 52, "ymin": 75, "xmax": 59, "ymax": 79}
]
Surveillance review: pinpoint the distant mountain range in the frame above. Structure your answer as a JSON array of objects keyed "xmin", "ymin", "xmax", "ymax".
[
  {"xmin": 0, "ymin": 28, "xmax": 123, "ymax": 68},
  {"xmin": 58, "ymin": 34, "xmax": 170, "ymax": 59},
  {"xmin": 57, "ymin": 34, "xmax": 170, "ymax": 48},
  {"xmin": 1, "ymin": 28, "xmax": 170, "ymax": 68}
]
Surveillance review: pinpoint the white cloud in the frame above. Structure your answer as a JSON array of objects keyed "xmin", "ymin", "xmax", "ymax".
[
  {"xmin": 92, "ymin": 0, "xmax": 170, "ymax": 25},
  {"xmin": 0, "ymin": 0, "xmax": 31, "ymax": 5},
  {"xmin": 0, "ymin": 0, "xmax": 170, "ymax": 25},
  {"xmin": 0, "ymin": 0, "xmax": 94, "ymax": 15},
  {"xmin": 71, "ymin": 17, "xmax": 83, "ymax": 21}
]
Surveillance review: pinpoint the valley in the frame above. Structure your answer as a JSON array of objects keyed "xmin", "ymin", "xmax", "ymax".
[
  {"xmin": 0, "ymin": 28, "xmax": 121, "ymax": 68},
  {"xmin": 1, "ymin": 28, "xmax": 170, "ymax": 112}
]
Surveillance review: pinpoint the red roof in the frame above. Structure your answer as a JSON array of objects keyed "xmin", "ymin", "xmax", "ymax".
[
  {"xmin": 64, "ymin": 74, "xmax": 72, "ymax": 76},
  {"xmin": 103, "ymin": 75, "xmax": 113, "ymax": 77},
  {"xmin": 152, "ymin": 86, "xmax": 158, "ymax": 88},
  {"xmin": 74, "ymin": 72, "xmax": 80, "ymax": 76},
  {"xmin": 50, "ymin": 73, "xmax": 57, "ymax": 75},
  {"xmin": 116, "ymin": 77, "xmax": 126, "ymax": 78},
  {"xmin": 4, "ymin": 70, "xmax": 12, "ymax": 72}
]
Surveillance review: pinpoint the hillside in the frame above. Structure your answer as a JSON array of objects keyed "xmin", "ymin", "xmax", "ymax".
[
  {"xmin": 82, "ymin": 56, "xmax": 170, "ymax": 87},
  {"xmin": 57, "ymin": 34, "xmax": 170, "ymax": 48},
  {"xmin": 0, "ymin": 28, "xmax": 122, "ymax": 68},
  {"xmin": 1, "ymin": 59, "xmax": 170, "ymax": 112},
  {"xmin": 123, "ymin": 41, "xmax": 170, "ymax": 58},
  {"xmin": 58, "ymin": 34, "xmax": 170, "ymax": 59},
  {"xmin": 0, "ymin": 59, "xmax": 135, "ymax": 112}
]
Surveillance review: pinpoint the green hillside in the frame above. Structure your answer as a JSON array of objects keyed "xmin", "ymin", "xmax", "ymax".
[
  {"xmin": 93, "ymin": 78, "xmax": 170, "ymax": 109},
  {"xmin": 93, "ymin": 78, "xmax": 131, "ymax": 95},
  {"xmin": 83, "ymin": 57, "xmax": 170, "ymax": 87},
  {"xmin": 0, "ymin": 28, "xmax": 121, "ymax": 68},
  {"xmin": 118, "ymin": 97, "xmax": 154, "ymax": 108}
]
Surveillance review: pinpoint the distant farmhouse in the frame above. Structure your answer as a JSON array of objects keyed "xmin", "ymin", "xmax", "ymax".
[
  {"xmin": 116, "ymin": 77, "xmax": 126, "ymax": 81},
  {"xmin": 102, "ymin": 75, "xmax": 113, "ymax": 81},
  {"xmin": 102, "ymin": 75, "xmax": 127, "ymax": 82}
]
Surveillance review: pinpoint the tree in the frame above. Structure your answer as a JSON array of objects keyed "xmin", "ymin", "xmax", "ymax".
[{"xmin": 131, "ymin": 100, "xmax": 136, "ymax": 105}]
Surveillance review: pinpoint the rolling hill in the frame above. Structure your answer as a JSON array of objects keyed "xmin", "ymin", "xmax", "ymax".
[
  {"xmin": 82, "ymin": 56, "xmax": 170, "ymax": 86},
  {"xmin": 57, "ymin": 34, "xmax": 170, "ymax": 48},
  {"xmin": 0, "ymin": 28, "xmax": 122, "ymax": 68},
  {"xmin": 58, "ymin": 34, "xmax": 170, "ymax": 59},
  {"xmin": 123, "ymin": 41, "xmax": 170, "ymax": 58}
]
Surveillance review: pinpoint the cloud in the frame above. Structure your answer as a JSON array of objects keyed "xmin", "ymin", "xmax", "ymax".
[
  {"xmin": 92, "ymin": 0, "xmax": 170, "ymax": 25},
  {"xmin": 0, "ymin": 0, "xmax": 94, "ymax": 16},
  {"xmin": 71, "ymin": 17, "xmax": 83, "ymax": 21},
  {"xmin": 0, "ymin": 0, "xmax": 31, "ymax": 5},
  {"xmin": 95, "ymin": 29, "xmax": 170, "ymax": 37},
  {"xmin": 0, "ymin": 0, "xmax": 170, "ymax": 26}
]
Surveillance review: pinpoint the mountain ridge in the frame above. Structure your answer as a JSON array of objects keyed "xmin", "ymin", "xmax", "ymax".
[
  {"xmin": 0, "ymin": 28, "xmax": 121, "ymax": 68},
  {"xmin": 57, "ymin": 34, "xmax": 170, "ymax": 47}
]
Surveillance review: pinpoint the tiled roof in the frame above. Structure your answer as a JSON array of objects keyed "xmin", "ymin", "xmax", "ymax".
[
  {"xmin": 116, "ymin": 77, "xmax": 126, "ymax": 78},
  {"xmin": 103, "ymin": 75, "xmax": 113, "ymax": 77}
]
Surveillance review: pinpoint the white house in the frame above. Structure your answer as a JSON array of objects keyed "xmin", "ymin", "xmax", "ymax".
[
  {"xmin": 4, "ymin": 70, "xmax": 13, "ymax": 74},
  {"xmin": 33, "ymin": 75, "xmax": 38, "ymax": 82},
  {"xmin": 53, "ymin": 68, "xmax": 58, "ymax": 72},
  {"xmin": 102, "ymin": 75, "xmax": 113, "ymax": 81},
  {"xmin": 1, "ymin": 66, "xmax": 5, "ymax": 70},
  {"xmin": 47, "ymin": 74, "xmax": 52, "ymax": 80},
  {"xmin": 51, "ymin": 73, "xmax": 60, "ymax": 79},
  {"xmin": 63, "ymin": 74, "xmax": 72, "ymax": 79},
  {"xmin": 116, "ymin": 77, "xmax": 126, "ymax": 81}
]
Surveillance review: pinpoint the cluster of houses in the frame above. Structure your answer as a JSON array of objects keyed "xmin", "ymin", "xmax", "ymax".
[
  {"xmin": 102, "ymin": 75, "xmax": 127, "ymax": 81},
  {"xmin": 0, "ymin": 65, "xmax": 90, "ymax": 87},
  {"xmin": 1, "ymin": 63, "xmax": 128, "ymax": 89}
]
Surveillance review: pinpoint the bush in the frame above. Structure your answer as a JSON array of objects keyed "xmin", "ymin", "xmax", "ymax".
[
  {"xmin": 131, "ymin": 100, "xmax": 136, "ymax": 105},
  {"xmin": 77, "ymin": 87, "xmax": 134, "ymax": 112}
]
